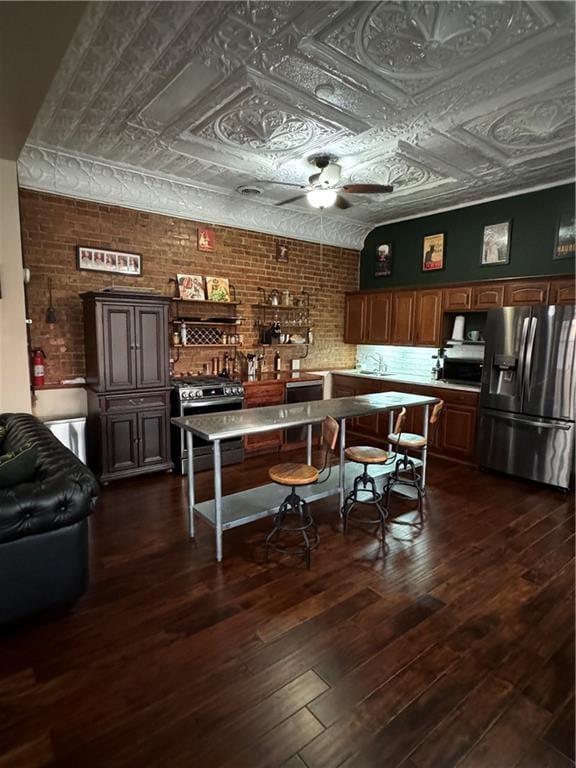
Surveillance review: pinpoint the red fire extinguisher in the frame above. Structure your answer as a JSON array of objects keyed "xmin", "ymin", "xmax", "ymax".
[{"xmin": 32, "ymin": 349, "xmax": 46, "ymax": 387}]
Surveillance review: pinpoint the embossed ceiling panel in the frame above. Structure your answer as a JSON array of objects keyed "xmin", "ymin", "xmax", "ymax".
[{"xmin": 19, "ymin": 0, "xmax": 575, "ymax": 248}]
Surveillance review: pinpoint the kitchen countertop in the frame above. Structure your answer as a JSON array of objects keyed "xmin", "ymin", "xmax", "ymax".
[
  {"xmin": 173, "ymin": 391, "xmax": 440, "ymax": 441},
  {"xmin": 333, "ymin": 369, "xmax": 481, "ymax": 393},
  {"xmin": 242, "ymin": 372, "xmax": 324, "ymax": 385}
]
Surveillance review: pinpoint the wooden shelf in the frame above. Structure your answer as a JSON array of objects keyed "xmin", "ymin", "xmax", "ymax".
[
  {"xmin": 171, "ymin": 343, "xmax": 241, "ymax": 349},
  {"xmin": 260, "ymin": 343, "xmax": 309, "ymax": 348},
  {"xmin": 171, "ymin": 319, "xmax": 243, "ymax": 326},
  {"xmin": 172, "ymin": 298, "xmax": 241, "ymax": 306},
  {"xmin": 252, "ymin": 303, "xmax": 308, "ymax": 310}
]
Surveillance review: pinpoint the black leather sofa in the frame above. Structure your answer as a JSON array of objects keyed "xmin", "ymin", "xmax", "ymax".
[{"xmin": 0, "ymin": 413, "xmax": 99, "ymax": 627}]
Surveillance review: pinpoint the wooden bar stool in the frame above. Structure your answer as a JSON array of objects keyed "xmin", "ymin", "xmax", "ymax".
[
  {"xmin": 384, "ymin": 401, "xmax": 444, "ymax": 524},
  {"xmin": 265, "ymin": 416, "xmax": 339, "ymax": 569},
  {"xmin": 341, "ymin": 446, "xmax": 395, "ymax": 543}
]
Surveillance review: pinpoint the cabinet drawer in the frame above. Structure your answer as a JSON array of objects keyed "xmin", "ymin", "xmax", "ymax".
[{"xmin": 102, "ymin": 392, "xmax": 170, "ymax": 412}]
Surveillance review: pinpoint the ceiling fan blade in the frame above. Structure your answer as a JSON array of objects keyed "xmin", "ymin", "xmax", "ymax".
[
  {"xmin": 340, "ymin": 184, "xmax": 394, "ymax": 194},
  {"xmin": 256, "ymin": 180, "xmax": 307, "ymax": 189},
  {"xmin": 275, "ymin": 194, "xmax": 307, "ymax": 206},
  {"xmin": 334, "ymin": 195, "xmax": 351, "ymax": 210}
]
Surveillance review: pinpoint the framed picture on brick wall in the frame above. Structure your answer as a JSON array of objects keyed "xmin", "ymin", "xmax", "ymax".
[
  {"xmin": 197, "ymin": 227, "xmax": 215, "ymax": 252},
  {"xmin": 77, "ymin": 246, "xmax": 142, "ymax": 276}
]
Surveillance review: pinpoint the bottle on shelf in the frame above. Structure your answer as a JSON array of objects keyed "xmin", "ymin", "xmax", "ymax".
[
  {"xmin": 179, "ymin": 321, "xmax": 187, "ymax": 346},
  {"xmin": 274, "ymin": 352, "xmax": 281, "ymax": 372}
]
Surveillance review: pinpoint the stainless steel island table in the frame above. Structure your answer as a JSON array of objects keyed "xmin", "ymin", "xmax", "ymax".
[{"xmin": 172, "ymin": 391, "xmax": 439, "ymax": 561}]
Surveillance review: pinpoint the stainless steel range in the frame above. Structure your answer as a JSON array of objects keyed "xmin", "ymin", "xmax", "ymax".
[{"xmin": 171, "ymin": 376, "xmax": 245, "ymax": 473}]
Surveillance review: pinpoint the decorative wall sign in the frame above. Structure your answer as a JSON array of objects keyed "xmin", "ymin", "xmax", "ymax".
[
  {"xmin": 177, "ymin": 274, "xmax": 205, "ymax": 300},
  {"xmin": 374, "ymin": 242, "xmax": 393, "ymax": 277},
  {"xmin": 206, "ymin": 276, "xmax": 231, "ymax": 302},
  {"xmin": 480, "ymin": 221, "xmax": 511, "ymax": 265},
  {"xmin": 422, "ymin": 233, "xmax": 445, "ymax": 271},
  {"xmin": 77, "ymin": 246, "xmax": 142, "ymax": 276},
  {"xmin": 276, "ymin": 242, "xmax": 289, "ymax": 262},
  {"xmin": 554, "ymin": 212, "xmax": 575, "ymax": 259},
  {"xmin": 198, "ymin": 227, "xmax": 215, "ymax": 252}
]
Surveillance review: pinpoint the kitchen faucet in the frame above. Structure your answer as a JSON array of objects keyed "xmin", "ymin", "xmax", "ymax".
[{"xmin": 365, "ymin": 353, "xmax": 387, "ymax": 375}]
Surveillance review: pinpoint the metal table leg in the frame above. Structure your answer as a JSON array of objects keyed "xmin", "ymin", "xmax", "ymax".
[
  {"xmin": 186, "ymin": 431, "xmax": 195, "ymax": 538},
  {"xmin": 338, "ymin": 418, "xmax": 346, "ymax": 513},
  {"xmin": 306, "ymin": 423, "xmax": 313, "ymax": 465},
  {"xmin": 214, "ymin": 439, "xmax": 223, "ymax": 562},
  {"xmin": 421, "ymin": 404, "xmax": 430, "ymax": 492},
  {"xmin": 388, "ymin": 410, "xmax": 394, "ymax": 455}
]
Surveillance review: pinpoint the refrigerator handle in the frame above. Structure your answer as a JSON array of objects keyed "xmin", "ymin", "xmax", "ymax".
[
  {"xmin": 524, "ymin": 317, "xmax": 538, "ymax": 400},
  {"xmin": 517, "ymin": 316, "xmax": 531, "ymax": 397},
  {"xmin": 487, "ymin": 412, "xmax": 572, "ymax": 430}
]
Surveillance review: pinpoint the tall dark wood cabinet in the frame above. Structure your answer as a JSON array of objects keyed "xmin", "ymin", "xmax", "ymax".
[{"xmin": 81, "ymin": 292, "xmax": 173, "ymax": 482}]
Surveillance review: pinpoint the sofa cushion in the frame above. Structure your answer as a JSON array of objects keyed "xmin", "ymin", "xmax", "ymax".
[
  {"xmin": 0, "ymin": 414, "xmax": 99, "ymax": 545},
  {"xmin": 0, "ymin": 424, "xmax": 6, "ymax": 450},
  {"xmin": 0, "ymin": 442, "xmax": 38, "ymax": 488}
]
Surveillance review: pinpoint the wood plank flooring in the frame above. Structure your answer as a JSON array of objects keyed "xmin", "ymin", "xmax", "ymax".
[{"xmin": 0, "ymin": 453, "xmax": 574, "ymax": 768}]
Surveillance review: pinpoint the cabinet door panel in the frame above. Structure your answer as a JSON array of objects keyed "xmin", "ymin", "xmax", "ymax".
[
  {"xmin": 244, "ymin": 384, "xmax": 284, "ymax": 452},
  {"xmin": 414, "ymin": 290, "xmax": 442, "ymax": 346},
  {"xmin": 102, "ymin": 305, "xmax": 137, "ymax": 391},
  {"xmin": 504, "ymin": 282, "xmax": 549, "ymax": 307},
  {"xmin": 138, "ymin": 409, "xmax": 169, "ymax": 467},
  {"xmin": 443, "ymin": 287, "xmax": 471, "ymax": 311},
  {"xmin": 344, "ymin": 295, "xmax": 367, "ymax": 343},
  {"xmin": 471, "ymin": 285, "xmax": 504, "ymax": 310},
  {"xmin": 366, "ymin": 293, "xmax": 392, "ymax": 344},
  {"xmin": 550, "ymin": 278, "xmax": 575, "ymax": 305},
  {"xmin": 439, "ymin": 404, "xmax": 477, "ymax": 461},
  {"xmin": 105, "ymin": 413, "xmax": 138, "ymax": 474},
  {"xmin": 135, "ymin": 305, "xmax": 169, "ymax": 389},
  {"xmin": 391, "ymin": 292, "xmax": 415, "ymax": 344}
]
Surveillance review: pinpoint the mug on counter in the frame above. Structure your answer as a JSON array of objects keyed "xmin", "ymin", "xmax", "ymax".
[{"xmin": 467, "ymin": 331, "xmax": 481, "ymax": 341}]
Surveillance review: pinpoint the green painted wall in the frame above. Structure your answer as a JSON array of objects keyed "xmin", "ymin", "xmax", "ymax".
[{"xmin": 360, "ymin": 183, "xmax": 574, "ymax": 290}]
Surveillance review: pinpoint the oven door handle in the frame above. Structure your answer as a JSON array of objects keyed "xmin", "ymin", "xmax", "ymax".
[{"xmin": 181, "ymin": 396, "xmax": 244, "ymax": 409}]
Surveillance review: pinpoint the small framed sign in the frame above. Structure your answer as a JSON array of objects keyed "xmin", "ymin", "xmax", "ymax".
[
  {"xmin": 177, "ymin": 274, "xmax": 205, "ymax": 300},
  {"xmin": 374, "ymin": 242, "xmax": 393, "ymax": 277},
  {"xmin": 276, "ymin": 242, "xmax": 289, "ymax": 262},
  {"xmin": 554, "ymin": 211, "xmax": 575, "ymax": 260},
  {"xmin": 77, "ymin": 246, "xmax": 142, "ymax": 276},
  {"xmin": 481, "ymin": 221, "xmax": 511, "ymax": 265},
  {"xmin": 422, "ymin": 233, "xmax": 445, "ymax": 271},
  {"xmin": 197, "ymin": 227, "xmax": 215, "ymax": 252}
]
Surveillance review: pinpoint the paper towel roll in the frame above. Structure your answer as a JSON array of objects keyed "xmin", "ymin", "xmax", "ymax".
[{"xmin": 452, "ymin": 315, "xmax": 465, "ymax": 341}]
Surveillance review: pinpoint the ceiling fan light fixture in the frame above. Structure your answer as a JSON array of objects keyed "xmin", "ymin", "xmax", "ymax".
[{"xmin": 307, "ymin": 188, "xmax": 337, "ymax": 208}]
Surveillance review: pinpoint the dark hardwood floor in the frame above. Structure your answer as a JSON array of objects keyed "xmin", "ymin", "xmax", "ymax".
[{"xmin": 1, "ymin": 453, "xmax": 574, "ymax": 768}]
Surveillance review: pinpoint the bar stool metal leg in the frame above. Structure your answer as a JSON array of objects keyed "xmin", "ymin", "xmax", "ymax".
[
  {"xmin": 341, "ymin": 463, "xmax": 388, "ymax": 543},
  {"xmin": 265, "ymin": 486, "xmax": 319, "ymax": 569}
]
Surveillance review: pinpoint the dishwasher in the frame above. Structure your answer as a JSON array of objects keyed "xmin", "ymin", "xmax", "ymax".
[{"xmin": 285, "ymin": 380, "xmax": 324, "ymax": 445}]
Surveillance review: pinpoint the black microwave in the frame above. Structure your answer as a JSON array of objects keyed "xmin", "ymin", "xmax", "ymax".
[{"xmin": 442, "ymin": 358, "xmax": 483, "ymax": 385}]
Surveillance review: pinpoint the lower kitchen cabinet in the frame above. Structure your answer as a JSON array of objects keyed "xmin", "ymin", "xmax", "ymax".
[
  {"xmin": 87, "ymin": 390, "xmax": 172, "ymax": 482},
  {"xmin": 243, "ymin": 381, "xmax": 284, "ymax": 453},
  {"xmin": 331, "ymin": 374, "xmax": 478, "ymax": 464}
]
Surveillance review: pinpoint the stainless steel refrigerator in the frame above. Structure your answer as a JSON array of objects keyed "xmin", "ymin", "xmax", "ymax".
[{"xmin": 477, "ymin": 304, "xmax": 575, "ymax": 490}]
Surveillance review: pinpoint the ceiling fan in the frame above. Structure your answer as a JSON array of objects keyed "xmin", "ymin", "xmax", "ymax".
[{"xmin": 259, "ymin": 155, "xmax": 394, "ymax": 210}]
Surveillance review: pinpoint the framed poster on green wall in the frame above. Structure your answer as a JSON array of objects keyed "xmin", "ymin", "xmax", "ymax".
[{"xmin": 554, "ymin": 212, "xmax": 575, "ymax": 260}]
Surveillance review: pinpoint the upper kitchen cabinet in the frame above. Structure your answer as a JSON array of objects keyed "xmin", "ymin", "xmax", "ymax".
[
  {"xmin": 550, "ymin": 278, "xmax": 575, "ymax": 305},
  {"xmin": 82, "ymin": 292, "xmax": 171, "ymax": 392},
  {"xmin": 504, "ymin": 281, "xmax": 549, "ymax": 306},
  {"xmin": 443, "ymin": 286, "xmax": 472, "ymax": 311},
  {"xmin": 366, "ymin": 292, "xmax": 392, "ymax": 344},
  {"xmin": 413, "ymin": 289, "xmax": 442, "ymax": 346},
  {"xmin": 344, "ymin": 293, "xmax": 367, "ymax": 344},
  {"xmin": 390, "ymin": 291, "xmax": 415, "ymax": 345},
  {"xmin": 471, "ymin": 283, "xmax": 505, "ymax": 310},
  {"xmin": 344, "ymin": 291, "xmax": 392, "ymax": 344}
]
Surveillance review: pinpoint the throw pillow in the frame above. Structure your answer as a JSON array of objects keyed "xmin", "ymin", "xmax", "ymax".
[
  {"xmin": 0, "ymin": 442, "xmax": 38, "ymax": 489},
  {"xmin": 0, "ymin": 424, "xmax": 6, "ymax": 449}
]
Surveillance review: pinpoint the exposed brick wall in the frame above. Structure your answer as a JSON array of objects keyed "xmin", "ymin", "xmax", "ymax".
[{"xmin": 19, "ymin": 190, "xmax": 359, "ymax": 385}]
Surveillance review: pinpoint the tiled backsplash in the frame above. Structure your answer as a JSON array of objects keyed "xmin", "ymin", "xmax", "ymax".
[{"xmin": 357, "ymin": 345, "xmax": 438, "ymax": 377}]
